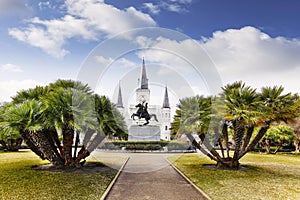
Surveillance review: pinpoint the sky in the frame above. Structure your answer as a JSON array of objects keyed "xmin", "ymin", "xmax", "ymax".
[{"xmin": 1, "ymin": 0, "xmax": 300, "ymax": 114}]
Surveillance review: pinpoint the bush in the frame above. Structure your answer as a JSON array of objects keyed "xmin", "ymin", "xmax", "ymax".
[
  {"xmin": 98, "ymin": 141, "xmax": 193, "ymax": 151},
  {"xmin": 167, "ymin": 142, "xmax": 191, "ymax": 151}
]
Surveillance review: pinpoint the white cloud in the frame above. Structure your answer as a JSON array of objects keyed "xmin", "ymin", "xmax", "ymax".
[
  {"xmin": 201, "ymin": 26, "xmax": 300, "ymax": 93},
  {"xmin": 143, "ymin": 3, "xmax": 160, "ymax": 14},
  {"xmin": 8, "ymin": 15, "xmax": 93, "ymax": 58},
  {"xmin": 162, "ymin": 3, "xmax": 183, "ymax": 13},
  {"xmin": 0, "ymin": 64, "xmax": 23, "ymax": 73},
  {"xmin": 38, "ymin": 1, "xmax": 53, "ymax": 10},
  {"xmin": 133, "ymin": 26, "xmax": 300, "ymax": 95},
  {"xmin": 143, "ymin": 0, "xmax": 192, "ymax": 14},
  {"xmin": 9, "ymin": 0, "xmax": 156, "ymax": 58},
  {"xmin": 170, "ymin": 0, "xmax": 193, "ymax": 4},
  {"xmin": 95, "ymin": 56, "xmax": 136, "ymax": 69},
  {"xmin": 0, "ymin": 80, "xmax": 45, "ymax": 102},
  {"xmin": 95, "ymin": 56, "xmax": 114, "ymax": 65}
]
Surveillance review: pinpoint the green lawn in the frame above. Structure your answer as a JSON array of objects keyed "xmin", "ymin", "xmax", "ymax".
[
  {"xmin": 0, "ymin": 150, "xmax": 117, "ymax": 200},
  {"xmin": 169, "ymin": 153, "xmax": 300, "ymax": 200}
]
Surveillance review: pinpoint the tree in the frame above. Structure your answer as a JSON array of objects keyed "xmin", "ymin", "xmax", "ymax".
[
  {"xmin": 0, "ymin": 103, "xmax": 23, "ymax": 151},
  {"xmin": 262, "ymin": 125, "xmax": 295, "ymax": 154},
  {"xmin": 4, "ymin": 79, "xmax": 127, "ymax": 168},
  {"xmin": 173, "ymin": 81, "xmax": 300, "ymax": 169},
  {"xmin": 286, "ymin": 118, "xmax": 300, "ymax": 152}
]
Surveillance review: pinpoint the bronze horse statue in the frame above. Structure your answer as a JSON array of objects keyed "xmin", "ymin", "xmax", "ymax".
[{"xmin": 131, "ymin": 102, "xmax": 158, "ymax": 125}]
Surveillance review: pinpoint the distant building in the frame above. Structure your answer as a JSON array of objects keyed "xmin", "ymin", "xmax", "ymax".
[{"xmin": 116, "ymin": 59, "xmax": 171, "ymax": 141}]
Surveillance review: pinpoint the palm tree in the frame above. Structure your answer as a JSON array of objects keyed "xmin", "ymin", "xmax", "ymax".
[
  {"xmin": 239, "ymin": 86, "xmax": 299, "ymax": 158},
  {"xmin": 6, "ymin": 79, "xmax": 127, "ymax": 168},
  {"xmin": 173, "ymin": 96, "xmax": 225, "ymax": 163},
  {"xmin": 222, "ymin": 82, "xmax": 260, "ymax": 168},
  {"xmin": 12, "ymin": 86, "xmax": 49, "ymax": 104},
  {"xmin": 42, "ymin": 81, "xmax": 95, "ymax": 166},
  {"xmin": 174, "ymin": 82, "xmax": 300, "ymax": 169},
  {"xmin": 0, "ymin": 103, "xmax": 23, "ymax": 151},
  {"xmin": 287, "ymin": 118, "xmax": 300, "ymax": 152},
  {"xmin": 2, "ymin": 100, "xmax": 63, "ymax": 165}
]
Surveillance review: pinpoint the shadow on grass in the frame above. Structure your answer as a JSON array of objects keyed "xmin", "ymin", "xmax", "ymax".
[
  {"xmin": 32, "ymin": 161, "xmax": 118, "ymax": 174},
  {"xmin": 202, "ymin": 164, "xmax": 250, "ymax": 171}
]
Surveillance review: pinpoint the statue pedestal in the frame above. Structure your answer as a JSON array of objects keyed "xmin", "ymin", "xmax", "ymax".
[{"xmin": 128, "ymin": 125, "xmax": 161, "ymax": 141}]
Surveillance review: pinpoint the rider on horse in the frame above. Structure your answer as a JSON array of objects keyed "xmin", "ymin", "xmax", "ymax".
[
  {"xmin": 131, "ymin": 101, "xmax": 158, "ymax": 126},
  {"xmin": 136, "ymin": 101, "xmax": 147, "ymax": 118}
]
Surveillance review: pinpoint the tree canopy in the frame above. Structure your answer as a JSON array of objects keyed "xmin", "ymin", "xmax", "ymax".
[
  {"xmin": 0, "ymin": 79, "xmax": 127, "ymax": 168},
  {"xmin": 172, "ymin": 81, "xmax": 300, "ymax": 169}
]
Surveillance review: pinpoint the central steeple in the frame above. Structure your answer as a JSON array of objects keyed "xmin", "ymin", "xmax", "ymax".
[
  {"xmin": 140, "ymin": 58, "xmax": 148, "ymax": 89},
  {"xmin": 136, "ymin": 58, "xmax": 150, "ymax": 104},
  {"xmin": 116, "ymin": 81, "xmax": 124, "ymax": 108},
  {"xmin": 162, "ymin": 86, "xmax": 170, "ymax": 108}
]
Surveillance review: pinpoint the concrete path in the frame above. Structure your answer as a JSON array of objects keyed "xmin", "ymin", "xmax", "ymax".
[{"xmin": 105, "ymin": 153, "xmax": 209, "ymax": 200}]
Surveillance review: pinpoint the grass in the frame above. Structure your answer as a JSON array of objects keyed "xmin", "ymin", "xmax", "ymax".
[
  {"xmin": 0, "ymin": 150, "xmax": 117, "ymax": 200},
  {"xmin": 168, "ymin": 152, "xmax": 300, "ymax": 200}
]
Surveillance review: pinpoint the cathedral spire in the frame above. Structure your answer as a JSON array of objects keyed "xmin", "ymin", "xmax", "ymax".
[
  {"xmin": 162, "ymin": 85, "xmax": 170, "ymax": 108},
  {"xmin": 117, "ymin": 81, "xmax": 124, "ymax": 108},
  {"xmin": 140, "ymin": 58, "xmax": 148, "ymax": 89}
]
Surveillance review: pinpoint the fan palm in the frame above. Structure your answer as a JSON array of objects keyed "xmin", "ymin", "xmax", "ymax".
[
  {"xmin": 240, "ymin": 86, "xmax": 299, "ymax": 158},
  {"xmin": 174, "ymin": 82, "xmax": 300, "ymax": 169},
  {"xmin": 2, "ymin": 100, "xmax": 63, "ymax": 165},
  {"xmin": 222, "ymin": 81, "xmax": 260, "ymax": 167},
  {"xmin": 0, "ymin": 103, "xmax": 23, "ymax": 151}
]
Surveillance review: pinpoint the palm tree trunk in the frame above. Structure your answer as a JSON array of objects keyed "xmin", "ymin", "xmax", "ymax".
[
  {"xmin": 218, "ymin": 138, "xmax": 225, "ymax": 158},
  {"xmin": 274, "ymin": 142, "xmax": 282, "ymax": 154},
  {"xmin": 73, "ymin": 130, "xmax": 80, "ymax": 159},
  {"xmin": 263, "ymin": 139, "xmax": 271, "ymax": 154},
  {"xmin": 0, "ymin": 140, "xmax": 7, "ymax": 150},
  {"xmin": 86, "ymin": 133, "xmax": 105, "ymax": 152},
  {"xmin": 214, "ymin": 127, "xmax": 225, "ymax": 158},
  {"xmin": 75, "ymin": 128, "xmax": 96, "ymax": 163},
  {"xmin": 82, "ymin": 128, "xmax": 95, "ymax": 147},
  {"xmin": 48, "ymin": 129, "xmax": 62, "ymax": 153},
  {"xmin": 74, "ymin": 146, "xmax": 90, "ymax": 165},
  {"xmin": 62, "ymin": 126, "xmax": 74, "ymax": 165},
  {"xmin": 222, "ymin": 122, "xmax": 230, "ymax": 158},
  {"xmin": 6, "ymin": 139, "xmax": 22, "ymax": 151},
  {"xmin": 199, "ymin": 134, "xmax": 224, "ymax": 162},
  {"xmin": 294, "ymin": 139, "xmax": 300, "ymax": 153},
  {"xmin": 186, "ymin": 133, "xmax": 218, "ymax": 162},
  {"xmin": 26, "ymin": 129, "xmax": 63, "ymax": 166},
  {"xmin": 21, "ymin": 130, "xmax": 46, "ymax": 160},
  {"xmin": 6, "ymin": 139, "xmax": 14, "ymax": 151},
  {"xmin": 15, "ymin": 138, "xmax": 23, "ymax": 150},
  {"xmin": 232, "ymin": 120, "xmax": 245, "ymax": 162},
  {"xmin": 242, "ymin": 125, "xmax": 254, "ymax": 151},
  {"xmin": 239, "ymin": 123, "xmax": 270, "ymax": 159}
]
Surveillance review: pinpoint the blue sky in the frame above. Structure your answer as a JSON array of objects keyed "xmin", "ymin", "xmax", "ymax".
[{"xmin": 1, "ymin": 0, "xmax": 300, "ymax": 111}]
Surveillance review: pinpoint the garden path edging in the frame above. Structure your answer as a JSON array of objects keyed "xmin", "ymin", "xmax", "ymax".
[
  {"xmin": 166, "ymin": 158, "xmax": 212, "ymax": 200},
  {"xmin": 100, "ymin": 157, "xmax": 130, "ymax": 200}
]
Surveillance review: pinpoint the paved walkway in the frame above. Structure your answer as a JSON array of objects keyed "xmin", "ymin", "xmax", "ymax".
[{"xmin": 105, "ymin": 153, "xmax": 209, "ymax": 200}]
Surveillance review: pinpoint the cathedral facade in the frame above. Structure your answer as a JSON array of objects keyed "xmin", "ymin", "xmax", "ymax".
[{"xmin": 116, "ymin": 59, "xmax": 171, "ymax": 141}]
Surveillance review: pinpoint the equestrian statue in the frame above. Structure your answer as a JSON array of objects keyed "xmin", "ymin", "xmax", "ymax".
[{"xmin": 131, "ymin": 101, "xmax": 158, "ymax": 126}]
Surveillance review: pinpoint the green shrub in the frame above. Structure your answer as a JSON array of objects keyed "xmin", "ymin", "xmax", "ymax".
[{"xmin": 98, "ymin": 141, "xmax": 193, "ymax": 151}]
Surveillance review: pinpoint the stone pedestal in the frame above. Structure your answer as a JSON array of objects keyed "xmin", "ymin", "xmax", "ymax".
[{"xmin": 128, "ymin": 125, "xmax": 161, "ymax": 141}]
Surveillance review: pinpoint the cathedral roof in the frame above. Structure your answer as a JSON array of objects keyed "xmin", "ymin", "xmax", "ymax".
[
  {"xmin": 116, "ymin": 82, "xmax": 124, "ymax": 108},
  {"xmin": 140, "ymin": 58, "xmax": 149, "ymax": 89},
  {"xmin": 162, "ymin": 86, "xmax": 170, "ymax": 108}
]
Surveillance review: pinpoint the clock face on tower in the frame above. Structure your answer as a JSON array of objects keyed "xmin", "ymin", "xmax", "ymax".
[{"xmin": 139, "ymin": 95, "xmax": 145, "ymax": 102}]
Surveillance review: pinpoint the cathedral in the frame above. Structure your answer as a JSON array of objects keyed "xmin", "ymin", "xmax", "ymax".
[{"xmin": 116, "ymin": 59, "xmax": 171, "ymax": 141}]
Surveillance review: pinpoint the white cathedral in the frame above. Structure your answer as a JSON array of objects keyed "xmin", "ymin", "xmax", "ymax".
[{"xmin": 116, "ymin": 59, "xmax": 171, "ymax": 141}]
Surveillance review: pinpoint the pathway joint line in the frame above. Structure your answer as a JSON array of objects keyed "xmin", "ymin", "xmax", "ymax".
[
  {"xmin": 100, "ymin": 157, "xmax": 130, "ymax": 200},
  {"xmin": 166, "ymin": 158, "xmax": 212, "ymax": 200}
]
